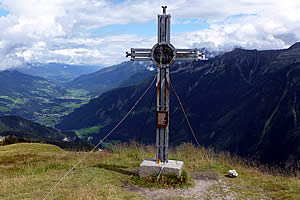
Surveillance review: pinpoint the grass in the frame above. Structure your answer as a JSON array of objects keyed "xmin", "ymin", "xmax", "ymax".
[
  {"xmin": 133, "ymin": 170, "xmax": 194, "ymax": 188},
  {"xmin": 31, "ymin": 89, "xmax": 92, "ymax": 127},
  {"xmin": 0, "ymin": 142, "xmax": 299, "ymax": 200},
  {"xmin": 0, "ymin": 106, "xmax": 10, "ymax": 112},
  {"xmin": 36, "ymin": 116, "xmax": 60, "ymax": 127},
  {"xmin": 261, "ymin": 88, "xmax": 288, "ymax": 141},
  {"xmin": 101, "ymin": 140, "xmax": 122, "ymax": 150},
  {"xmin": 66, "ymin": 89, "xmax": 90, "ymax": 97},
  {"xmin": 51, "ymin": 106, "xmax": 65, "ymax": 112},
  {"xmin": 0, "ymin": 96, "xmax": 22, "ymax": 104},
  {"xmin": 0, "ymin": 97, "xmax": 27, "ymax": 112},
  {"xmin": 75, "ymin": 125, "xmax": 104, "ymax": 139},
  {"xmin": 0, "ymin": 143, "xmax": 64, "ymax": 154}
]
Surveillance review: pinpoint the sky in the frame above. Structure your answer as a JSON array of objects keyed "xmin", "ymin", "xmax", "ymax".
[{"xmin": 0, "ymin": 0, "xmax": 300, "ymax": 70}]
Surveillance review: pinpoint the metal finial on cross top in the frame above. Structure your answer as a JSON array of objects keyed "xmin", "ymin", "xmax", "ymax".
[
  {"xmin": 162, "ymin": 6, "xmax": 167, "ymax": 14},
  {"xmin": 126, "ymin": 7, "xmax": 203, "ymax": 163}
]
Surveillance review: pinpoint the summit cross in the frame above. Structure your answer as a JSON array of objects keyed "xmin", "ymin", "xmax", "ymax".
[{"xmin": 126, "ymin": 6, "xmax": 203, "ymax": 163}]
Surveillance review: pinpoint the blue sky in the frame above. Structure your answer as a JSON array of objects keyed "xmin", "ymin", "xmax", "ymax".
[
  {"xmin": 90, "ymin": 21, "xmax": 157, "ymax": 37},
  {"xmin": 0, "ymin": 0, "xmax": 299, "ymax": 69},
  {"xmin": 0, "ymin": 8, "xmax": 9, "ymax": 16},
  {"xmin": 90, "ymin": 19, "xmax": 209, "ymax": 37}
]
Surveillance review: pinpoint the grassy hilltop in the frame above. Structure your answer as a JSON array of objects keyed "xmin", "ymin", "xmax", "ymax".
[{"xmin": 0, "ymin": 143, "xmax": 299, "ymax": 200}]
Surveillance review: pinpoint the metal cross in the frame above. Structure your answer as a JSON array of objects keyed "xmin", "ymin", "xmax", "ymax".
[{"xmin": 126, "ymin": 6, "xmax": 203, "ymax": 163}]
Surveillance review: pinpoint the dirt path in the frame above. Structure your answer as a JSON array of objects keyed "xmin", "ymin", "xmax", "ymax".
[{"xmin": 124, "ymin": 172, "xmax": 234, "ymax": 200}]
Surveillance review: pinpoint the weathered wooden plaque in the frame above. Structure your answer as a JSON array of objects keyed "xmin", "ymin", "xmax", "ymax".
[{"xmin": 156, "ymin": 111, "xmax": 168, "ymax": 128}]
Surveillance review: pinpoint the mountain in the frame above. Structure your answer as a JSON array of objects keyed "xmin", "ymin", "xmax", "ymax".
[
  {"xmin": 57, "ymin": 43, "xmax": 300, "ymax": 164},
  {"xmin": 0, "ymin": 115, "xmax": 78, "ymax": 141},
  {"xmin": 0, "ymin": 70, "xmax": 91, "ymax": 126},
  {"xmin": 65, "ymin": 61, "xmax": 156, "ymax": 95},
  {"xmin": 197, "ymin": 47, "xmax": 225, "ymax": 59},
  {"xmin": 0, "ymin": 115, "xmax": 94, "ymax": 150},
  {"xmin": 0, "ymin": 62, "xmax": 154, "ymax": 127},
  {"xmin": 0, "ymin": 70, "xmax": 65, "ymax": 119},
  {"xmin": 17, "ymin": 63, "xmax": 102, "ymax": 84},
  {"xmin": 0, "ymin": 70, "xmax": 64, "ymax": 97}
]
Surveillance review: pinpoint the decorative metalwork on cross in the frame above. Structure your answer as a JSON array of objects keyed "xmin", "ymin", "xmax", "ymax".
[{"xmin": 126, "ymin": 6, "xmax": 203, "ymax": 163}]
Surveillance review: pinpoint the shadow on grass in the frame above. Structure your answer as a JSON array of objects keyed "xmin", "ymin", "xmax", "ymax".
[{"xmin": 94, "ymin": 163, "xmax": 138, "ymax": 176}]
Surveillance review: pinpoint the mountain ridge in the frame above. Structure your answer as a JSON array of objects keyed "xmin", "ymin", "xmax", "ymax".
[
  {"xmin": 0, "ymin": 70, "xmax": 65, "ymax": 119},
  {"xmin": 0, "ymin": 115, "xmax": 94, "ymax": 150},
  {"xmin": 17, "ymin": 62, "xmax": 102, "ymax": 84},
  {"xmin": 0, "ymin": 70, "xmax": 92, "ymax": 126},
  {"xmin": 65, "ymin": 61, "xmax": 156, "ymax": 95},
  {"xmin": 57, "ymin": 43, "xmax": 300, "ymax": 164}
]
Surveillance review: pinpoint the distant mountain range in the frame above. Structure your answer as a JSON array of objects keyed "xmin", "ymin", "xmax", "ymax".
[
  {"xmin": 0, "ymin": 70, "xmax": 64, "ymax": 98},
  {"xmin": 1, "ymin": 43, "xmax": 300, "ymax": 164},
  {"xmin": 0, "ymin": 61, "xmax": 155, "ymax": 126},
  {"xmin": 66, "ymin": 61, "xmax": 156, "ymax": 95},
  {"xmin": 198, "ymin": 47, "xmax": 225, "ymax": 59},
  {"xmin": 0, "ymin": 70, "xmax": 93, "ymax": 127},
  {"xmin": 0, "ymin": 70, "xmax": 65, "ymax": 118},
  {"xmin": 17, "ymin": 62, "xmax": 102, "ymax": 84},
  {"xmin": 57, "ymin": 43, "xmax": 300, "ymax": 164}
]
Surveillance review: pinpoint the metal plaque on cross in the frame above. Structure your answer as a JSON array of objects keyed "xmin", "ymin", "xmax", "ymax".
[{"xmin": 126, "ymin": 6, "xmax": 203, "ymax": 163}]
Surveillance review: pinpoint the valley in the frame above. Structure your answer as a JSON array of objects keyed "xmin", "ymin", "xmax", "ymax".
[
  {"xmin": 0, "ymin": 61, "xmax": 154, "ymax": 127},
  {"xmin": 57, "ymin": 43, "xmax": 300, "ymax": 165},
  {"xmin": 0, "ymin": 71, "xmax": 93, "ymax": 127},
  {"xmin": 1, "ymin": 2, "xmax": 300, "ymax": 199},
  {"xmin": 17, "ymin": 62, "xmax": 103, "ymax": 85},
  {"xmin": 1, "ymin": 44, "xmax": 300, "ymax": 166},
  {"xmin": 32, "ymin": 88, "xmax": 92, "ymax": 127}
]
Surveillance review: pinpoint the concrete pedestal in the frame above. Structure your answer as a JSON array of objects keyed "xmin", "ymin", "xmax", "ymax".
[{"xmin": 139, "ymin": 159, "xmax": 184, "ymax": 178}]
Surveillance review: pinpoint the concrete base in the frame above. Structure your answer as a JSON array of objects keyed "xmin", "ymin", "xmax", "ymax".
[{"xmin": 139, "ymin": 159, "xmax": 184, "ymax": 178}]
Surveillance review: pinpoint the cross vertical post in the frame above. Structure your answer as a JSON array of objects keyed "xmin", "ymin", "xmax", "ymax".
[
  {"xmin": 156, "ymin": 8, "xmax": 171, "ymax": 163},
  {"xmin": 126, "ymin": 6, "xmax": 203, "ymax": 164}
]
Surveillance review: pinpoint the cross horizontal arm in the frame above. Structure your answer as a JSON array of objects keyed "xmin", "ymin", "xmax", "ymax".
[
  {"xmin": 126, "ymin": 48, "xmax": 152, "ymax": 61},
  {"xmin": 176, "ymin": 49, "xmax": 199, "ymax": 52},
  {"xmin": 175, "ymin": 58, "xmax": 198, "ymax": 61},
  {"xmin": 175, "ymin": 48, "xmax": 203, "ymax": 61},
  {"xmin": 132, "ymin": 48, "xmax": 152, "ymax": 52},
  {"xmin": 132, "ymin": 58, "xmax": 152, "ymax": 61}
]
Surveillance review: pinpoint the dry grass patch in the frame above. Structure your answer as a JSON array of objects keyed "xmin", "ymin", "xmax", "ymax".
[{"xmin": 0, "ymin": 142, "xmax": 299, "ymax": 200}]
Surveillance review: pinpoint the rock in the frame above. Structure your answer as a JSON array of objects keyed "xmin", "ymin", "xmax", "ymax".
[
  {"xmin": 139, "ymin": 159, "xmax": 184, "ymax": 178},
  {"xmin": 228, "ymin": 169, "xmax": 238, "ymax": 178}
]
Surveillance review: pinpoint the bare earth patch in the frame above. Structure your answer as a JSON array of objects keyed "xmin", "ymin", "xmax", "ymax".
[{"xmin": 124, "ymin": 171, "xmax": 236, "ymax": 200}]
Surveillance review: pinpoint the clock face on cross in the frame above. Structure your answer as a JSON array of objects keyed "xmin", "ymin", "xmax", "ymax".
[{"xmin": 151, "ymin": 43, "xmax": 176, "ymax": 67}]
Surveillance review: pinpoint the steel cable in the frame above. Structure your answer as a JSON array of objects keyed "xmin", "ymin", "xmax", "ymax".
[
  {"xmin": 42, "ymin": 75, "xmax": 157, "ymax": 200},
  {"xmin": 137, "ymin": 88, "xmax": 156, "ymax": 142},
  {"xmin": 170, "ymin": 77, "xmax": 228, "ymax": 200},
  {"xmin": 169, "ymin": 78, "xmax": 201, "ymax": 147}
]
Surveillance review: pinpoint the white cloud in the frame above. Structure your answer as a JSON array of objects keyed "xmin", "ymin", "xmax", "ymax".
[{"xmin": 0, "ymin": 0, "xmax": 299, "ymax": 70}]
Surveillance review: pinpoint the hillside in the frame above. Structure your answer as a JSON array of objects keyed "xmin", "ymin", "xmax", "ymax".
[
  {"xmin": 0, "ymin": 115, "xmax": 78, "ymax": 142},
  {"xmin": 65, "ymin": 61, "xmax": 155, "ymax": 94},
  {"xmin": 57, "ymin": 43, "xmax": 300, "ymax": 165},
  {"xmin": 0, "ymin": 70, "xmax": 93, "ymax": 126},
  {"xmin": 0, "ymin": 70, "xmax": 64, "ymax": 98},
  {"xmin": 17, "ymin": 62, "xmax": 102, "ymax": 84},
  {"xmin": 0, "ymin": 70, "xmax": 64, "ymax": 119},
  {"xmin": 0, "ymin": 116, "xmax": 95, "ymax": 150},
  {"xmin": 0, "ymin": 142, "xmax": 299, "ymax": 199}
]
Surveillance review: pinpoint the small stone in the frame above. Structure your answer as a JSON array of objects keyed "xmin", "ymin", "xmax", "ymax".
[{"xmin": 228, "ymin": 169, "xmax": 238, "ymax": 178}]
